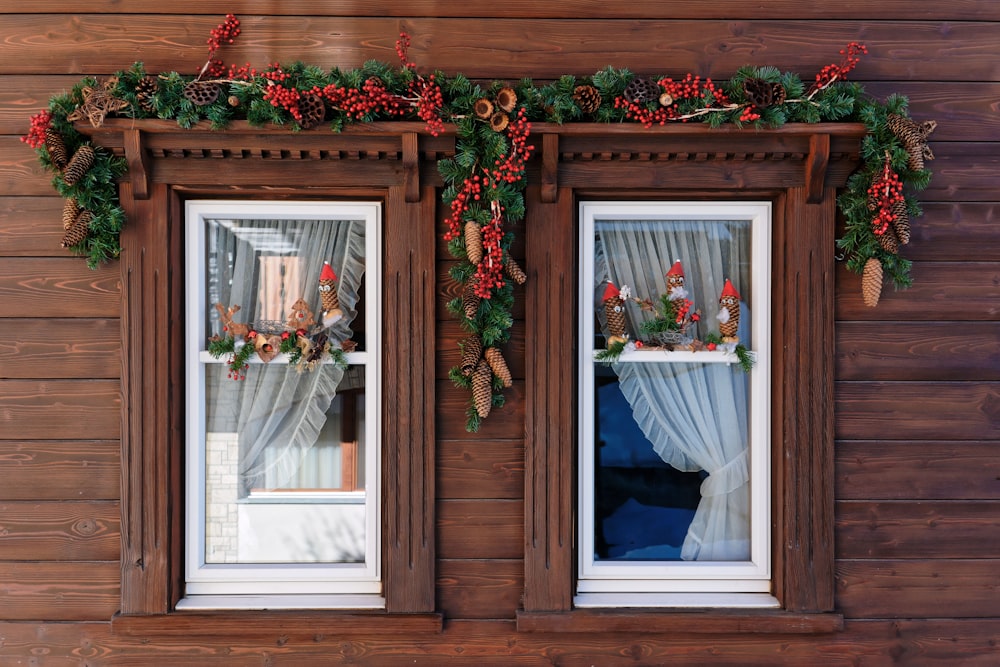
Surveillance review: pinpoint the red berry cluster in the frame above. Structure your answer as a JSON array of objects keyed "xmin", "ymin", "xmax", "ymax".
[
  {"xmin": 614, "ymin": 96, "xmax": 669, "ymax": 128},
  {"xmin": 226, "ymin": 355, "xmax": 249, "ymax": 381},
  {"xmin": 411, "ymin": 75, "xmax": 445, "ymax": 136},
  {"xmin": 443, "ymin": 175, "xmax": 484, "ymax": 241},
  {"xmin": 263, "ymin": 82, "xmax": 303, "ymax": 120},
  {"xmin": 659, "ymin": 74, "xmax": 714, "ymax": 105},
  {"xmin": 473, "ymin": 205, "xmax": 506, "ymax": 298},
  {"xmin": 227, "ymin": 62, "xmax": 260, "ymax": 81},
  {"xmin": 21, "ymin": 109, "xmax": 52, "ymax": 149},
  {"xmin": 395, "ymin": 32, "xmax": 416, "ymax": 70},
  {"xmin": 811, "ymin": 42, "xmax": 868, "ymax": 93},
  {"xmin": 488, "ymin": 109, "xmax": 533, "ymax": 186},
  {"xmin": 739, "ymin": 106, "xmax": 761, "ymax": 122},
  {"xmin": 868, "ymin": 154, "xmax": 903, "ymax": 236},
  {"xmin": 673, "ymin": 297, "xmax": 694, "ymax": 324},
  {"xmin": 207, "ymin": 14, "xmax": 241, "ymax": 58},
  {"xmin": 320, "ymin": 79, "xmax": 408, "ymax": 120}
]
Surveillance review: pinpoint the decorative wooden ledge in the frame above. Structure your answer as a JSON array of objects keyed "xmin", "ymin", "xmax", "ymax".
[
  {"xmin": 516, "ymin": 609, "xmax": 845, "ymax": 635},
  {"xmin": 111, "ymin": 610, "xmax": 444, "ymax": 637}
]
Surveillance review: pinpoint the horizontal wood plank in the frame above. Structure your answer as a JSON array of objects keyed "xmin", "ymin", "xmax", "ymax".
[
  {"xmin": 435, "ymin": 319, "xmax": 525, "ymax": 381},
  {"xmin": 437, "ymin": 439, "xmax": 525, "ymax": 500},
  {"xmin": 437, "ymin": 499, "xmax": 523, "ymax": 559},
  {"xmin": 0, "ymin": 318, "xmax": 120, "ymax": 379},
  {"xmin": 0, "ymin": 196, "xmax": 68, "ymax": 256},
  {"xmin": 835, "ymin": 322, "xmax": 1000, "ymax": 381},
  {"xmin": 436, "ymin": 380, "xmax": 525, "ymax": 440},
  {"xmin": 0, "ymin": 380, "xmax": 121, "ymax": 440},
  {"xmin": 835, "ymin": 382, "xmax": 1000, "ymax": 441},
  {"xmin": 0, "ymin": 136, "xmax": 52, "ymax": 196},
  {"xmin": 0, "ymin": 500, "xmax": 119, "ymax": 561},
  {"xmin": 438, "ymin": 559, "xmax": 522, "ymax": 620},
  {"xmin": 836, "ymin": 560, "xmax": 1000, "ymax": 619},
  {"xmin": 836, "ymin": 441, "xmax": 1000, "ymax": 500},
  {"xmin": 0, "ymin": 440, "xmax": 120, "ymax": 500},
  {"xmin": 835, "ymin": 501, "xmax": 1000, "ymax": 559},
  {"xmin": 0, "ymin": 257, "xmax": 119, "ymax": 318},
  {"xmin": 0, "ymin": 17, "xmax": 997, "ymax": 81},
  {"xmin": 0, "ymin": 561, "xmax": 119, "ymax": 621},
  {"xmin": 900, "ymin": 203, "xmax": 1000, "ymax": 263}
]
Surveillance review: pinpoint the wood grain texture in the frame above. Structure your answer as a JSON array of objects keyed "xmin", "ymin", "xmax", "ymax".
[
  {"xmin": 436, "ymin": 439, "xmax": 524, "ymax": 500},
  {"xmin": 0, "ymin": 196, "xmax": 67, "ymax": 256},
  {"xmin": 0, "ymin": 257, "xmax": 119, "ymax": 318},
  {"xmin": 0, "ymin": 500, "xmax": 119, "ymax": 560},
  {"xmin": 0, "ymin": 379, "xmax": 120, "ymax": 440},
  {"xmin": 0, "ymin": 440, "xmax": 119, "ymax": 500},
  {"xmin": 902, "ymin": 203, "xmax": 1000, "ymax": 262},
  {"xmin": 836, "ymin": 441, "xmax": 1000, "ymax": 500},
  {"xmin": 0, "ymin": 561, "xmax": 119, "ymax": 621},
  {"xmin": 438, "ymin": 559, "xmax": 522, "ymax": 620},
  {"xmin": 0, "ymin": 318, "xmax": 120, "ymax": 379},
  {"xmin": 0, "ymin": 136, "xmax": 58, "ymax": 196},
  {"xmin": 437, "ymin": 499, "xmax": 523, "ymax": 559},
  {"xmin": 436, "ymin": 380, "xmax": 525, "ymax": 440}
]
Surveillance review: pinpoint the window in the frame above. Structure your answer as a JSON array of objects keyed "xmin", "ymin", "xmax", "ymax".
[
  {"xmin": 577, "ymin": 201, "xmax": 773, "ymax": 608},
  {"xmin": 181, "ymin": 200, "xmax": 382, "ymax": 609}
]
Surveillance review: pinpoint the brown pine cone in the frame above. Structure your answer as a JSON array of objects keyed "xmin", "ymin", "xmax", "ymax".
[
  {"xmin": 573, "ymin": 85, "xmax": 602, "ymax": 114},
  {"xmin": 462, "ymin": 281, "xmax": 481, "ymax": 319},
  {"xmin": 504, "ymin": 256, "xmax": 527, "ymax": 285},
  {"xmin": 861, "ymin": 257, "xmax": 883, "ymax": 308},
  {"xmin": 460, "ymin": 335, "xmax": 483, "ymax": 376},
  {"xmin": 472, "ymin": 359, "xmax": 493, "ymax": 418},
  {"xmin": 890, "ymin": 199, "xmax": 910, "ymax": 245},
  {"xmin": 484, "ymin": 347, "xmax": 513, "ymax": 388},
  {"xmin": 135, "ymin": 76, "xmax": 159, "ymax": 112},
  {"xmin": 465, "ymin": 221, "xmax": 483, "ymax": 265},
  {"xmin": 62, "ymin": 198, "xmax": 80, "ymax": 230},
  {"xmin": 876, "ymin": 227, "xmax": 899, "ymax": 255},
  {"xmin": 61, "ymin": 210, "xmax": 92, "ymax": 248},
  {"xmin": 63, "ymin": 145, "xmax": 95, "ymax": 186},
  {"xmin": 45, "ymin": 129, "xmax": 69, "ymax": 170},
  {"xmin": 743, "ymin": 78, "xmax": 786, "ymax": 108}
]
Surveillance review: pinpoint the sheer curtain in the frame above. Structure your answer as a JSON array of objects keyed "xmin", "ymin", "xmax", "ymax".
[
  {"xmin": 596, "ymin": 219, "xmax": 752, "ymax": 560},
  {"xmin": 206, "ymin": 217, "xmax": 367, "ymax": 492}
]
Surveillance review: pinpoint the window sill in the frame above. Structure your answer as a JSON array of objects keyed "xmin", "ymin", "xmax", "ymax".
[
  {"xmin": 516, "ymin": 609, "xmax": 843, "ymax": 634},
  {"xmin": 111, "ymin": 610, "xmax": 444, "ymax": 637}
]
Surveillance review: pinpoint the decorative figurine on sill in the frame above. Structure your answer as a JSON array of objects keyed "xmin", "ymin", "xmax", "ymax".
[
  {"xmin": 286, "ymin": 298, "xmax": 316, "ymax": 330},
  {"xmin": 717, "ymin": 279, "xmax": 741, "ymax": 343},
  {"xmin": 602, "ymin": 281, "xmax": 631, "ymax": 349},
  {"xmin": 318, "ymin": 261, "xmax": 344, "ymax": 328}
]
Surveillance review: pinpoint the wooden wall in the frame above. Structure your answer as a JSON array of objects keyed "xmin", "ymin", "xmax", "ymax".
[{"xmin": 1, "ymin": 2, "xmax": 998, "ymax": 663}]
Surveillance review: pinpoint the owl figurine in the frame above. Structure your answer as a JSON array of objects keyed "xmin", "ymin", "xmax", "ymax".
[
  {"xmin": 717, "ymin": 279, "xmax": 741, "ymax": 342},
  {"xmin": 665, "ymin": 260, "xmax": 686, "ymax": 298},
  {"xmin": 602, "ymin": 281, "xmax": 629, "ymax": 348},
  {"xmin": 318, "ymin": 261, "xmax": 343, "ymax": 328}
]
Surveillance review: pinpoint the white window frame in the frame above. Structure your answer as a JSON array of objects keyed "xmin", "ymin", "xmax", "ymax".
[
  {"xmin": 576, "ymin": 200, "xmax": 775, "ymax": 608},
  {"xmin": 180, "ymin": 200, "xmax": 382, "ymax": 610}
]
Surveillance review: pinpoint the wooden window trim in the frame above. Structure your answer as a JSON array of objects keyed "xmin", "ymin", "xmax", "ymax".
[
  {"xmin": 75, "ymin": 121, "xmax": 442, "ymax": 632},
  {"xmin": 520, "ymin": 125, "xmax": 865, "ymax": 634}
]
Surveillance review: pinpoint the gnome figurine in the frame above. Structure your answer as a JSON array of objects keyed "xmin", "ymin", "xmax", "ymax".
[
  {"xmin": 717, "ymin": 279, "xmax": 741, "ymax": 342},
  {"xmin": 318, "ymin": 261, "xmax": 343, "ymax": 328},
  {"xmin": 665, "ymin": 260, "xmax": 687, "ymax": 298},
  {"xmin": 602, "ymin": 281, "xmax": 630, "ymax": 348}
]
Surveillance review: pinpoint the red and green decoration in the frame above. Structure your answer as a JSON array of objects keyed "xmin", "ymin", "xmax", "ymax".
[{"xmin": 23, "ymin": 15, "xmax": 935, "ymax": 430}]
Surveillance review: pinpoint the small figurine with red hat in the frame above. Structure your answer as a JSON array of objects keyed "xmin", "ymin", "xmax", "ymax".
[
  {"xmin": 665, "ymin": 259, "xmax": 687, "ymax": 298},
  {"xmin": 717, "ymin": 278, "xmax": 741, "ymax": 342},
  {"xmin": 318, "ymin": 261, "xmax": 344, "ymax": 328},
  {"xmin": 601, "ymin": 280, "xmax": 631, "ymax": 349}
]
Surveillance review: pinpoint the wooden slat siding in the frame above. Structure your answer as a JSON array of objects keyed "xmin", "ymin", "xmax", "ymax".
[
  {"xmin": 0, "ymin": 136, "xmax": 50, "ymax": 196},
  {"xmin": 0, "ymin": 562, "xmax": 119, "ymax": 621},
  {"xmin": 835, "ymin": 322, "xmax": 1000, "ymax": 381},
  {"xmin": 836, "ymin": 560, "xmax": 1000, "ymax": 619},
  {"xmin": 835, "ymin": 382, "xmax": 1000, "ymax": 441},
  {"xmin": 436, "ymin": 320, "xmax": 526, "ymax": 380},
  {"xmin": 0, "ymin": 379, "xmax": 120, "ymax": 440},
  {"xmin": 0, "ymin": 258, "xmax": 120, "ymax": 318},
  {"xmin": 438, "ymin": 559, "xmax": 522, "ymax": 620},
  {"xmin": 0, "ymin": 75, "xmax": 84, "ymax": 134},
  {"xmin": 836, "ymin": 441, "xmax": 1000, "ymax": 500},
  {"xmin": 835, "ymin": 501, "xmax": 1000, "ymax": 559},
  {"xmin": 436, "ymin": 380, "xmax": 526, "ymax": 440},
  {"xmin": 2, "ymin": 17, "xmax": 999, "ymax": 81},
  {"xmin": 0, "ymin": 441, "xmax": 119, "ymax": 500},
  {"xmin": 904, "ymin": 203, "xmax": 1000, "ymax": 262},
  {"xmin": 0, "ymin": 500, "xmax": 119, "ymax": 560},
  {"xmin": 437, "ymin": 500, "xmax": 523, "ymax": 560},
  {"xmin": 0, "ymin": 318, "xmax": 120, "ymax": 379},
  {"xmin": 0, "ymin": 196, "xmax": 68, "ymax": 256},
  {"xmin": 834, "ymin": 262, "xmax": 1000, "ymax": 321},
  {"xmin": 915, "ymin": 142, "xmax": 1000, "ymax": 201},
  {"xmin": 437, "ymin": 440, "xmax": 524, "ymax": 500},
  {"xmin": 382, "ymin": 184, "xmax": 436, "ymax": 614}
]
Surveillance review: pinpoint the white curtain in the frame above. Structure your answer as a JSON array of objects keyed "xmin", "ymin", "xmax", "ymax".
[
  {"xmin": 206, "ymin": 217, "xmax": 366, "ymax": 492},
  {"xmin": 596, "ymin": 219, "xmax": 752, "ymax": 560}
]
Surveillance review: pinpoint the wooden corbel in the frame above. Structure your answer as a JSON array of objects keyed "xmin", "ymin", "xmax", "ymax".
[
  {"xmin": 541, "ymin": 133, "xmax": 559, "ymax": 203},
  {"xmin": 402, "ymin": 131, "xmax": 420, "ymax": 202},
  {"xmin": 805, "ymin": 133, "xmax": 830, "ymax": 204},
  {"xmin": 123, "ymin": 128, "xmax": 150, "ymax": 200}
]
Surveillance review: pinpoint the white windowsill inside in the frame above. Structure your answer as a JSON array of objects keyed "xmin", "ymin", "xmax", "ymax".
[
  {"xmin": 574, "ymin": 592, "xmax": 780, "ymax": 609},
  {"xmin": 176, "ymin": 594, "xmax": 386, "ymax": 611}
]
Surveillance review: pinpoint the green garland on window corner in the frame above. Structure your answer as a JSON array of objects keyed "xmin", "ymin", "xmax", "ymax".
[{"xmin": 22, "ymin": 21, "xmax": 936, "ymax": 429}]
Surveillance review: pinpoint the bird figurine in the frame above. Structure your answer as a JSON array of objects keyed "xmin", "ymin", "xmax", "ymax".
[
  {"xmin": 717, "ymin": 279, "xmax": 741, "ymax": 342},
  {"xmin": 318, "ymin": 261, "xmax": 343, "ymax": 328}
]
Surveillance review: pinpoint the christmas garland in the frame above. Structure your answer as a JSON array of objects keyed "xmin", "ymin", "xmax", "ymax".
[{"xmin": 22, "ymin": 15, "xmax": 936, "ymax": 431}]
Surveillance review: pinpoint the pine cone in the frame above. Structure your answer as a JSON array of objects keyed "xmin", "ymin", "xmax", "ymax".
[
  {"xmin": 495, "ymin": 87, "xmax": 517, "ymax": 113},
  {"xmin": 62, "ymin": 198, "xmax": 80, "ymax": 230},
  {"xmin": 465, "ymin": 221, "xmax": 483, "ymax": 265},
  {"xmin": 63, "ymin": 145, "xmax": 95, "ymax": 186},
  {"xmin": 135, "ymin": 76, "xmax": 158, "ymax": 113},
  {"xmin": 861, "ymin": 257, "xmax": 883, "ymax": 308},
  {"xmin": 887, "ymin": 113, "xmax": 937, "ymax": 171},
  {"xmin": 472, "ymin": 359, "xmax": 493, "ymax": 418},
  {"xmin": 460, "ymin": 335, "xmax": 483, "ymax": 376},
  {"xmin": 573, "ymin": 85, "xmax": 602, "ymax": 114},
  {"xmin": 45, "ymin": 129, "xmax": 68, "ymax": 170},
  {"xmin": 891, "ymin": 199, "xmax": 910, "ymax": 245},
  {"xmin": 298, "ymin": 93, "xmax": 326, "ymax": 129},
  {"xmin": 462, "ymin": 281, "xmax": 481, "ymax": 319},
  {"xmin": 743, "ymin": 78, "xmax": 786, "ymax": 108},
  {"xmin": 183, "ymin": 80, "xmax": 221, "ymax": 106},
  {"xmin": 876, "ymin": 226, "xmax": 899, "ymax": 255},
  {"xmin": 604, "ymin": 298, "xmax": 627, "ymax": 337},
  {"xmin": 61, "ymin": 210, "xmax": 92, "ymax": 248},
  {"xmin": 623, "ymin": 78, "xmax": 660, "ymax": 103},
  {"xmin": 504, "ymin": 256, "xmax": 527, "ymax": 285},
  {"xmin": 485, "ymin": 347, "xmax": 512, "ymax": 388},
  {"xmin": 719, "ymin": 300, "xmax": 741, "ymax": 339}
]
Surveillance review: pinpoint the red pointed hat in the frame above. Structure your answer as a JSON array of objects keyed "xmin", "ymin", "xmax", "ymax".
[
  {"xmin": 320, "ymin": 261, "xmax": 337, "ymax": 282},
  {"xmin": 666, "ymin": 260, "xmax": 684, "ymax": 277},
  {"xmin": 720, "ymin": 279, "xmax": 741, "ymax": 299},
  {"xmin": 602, "ymin": 281, "xmax": 620, "ymax": 301}
]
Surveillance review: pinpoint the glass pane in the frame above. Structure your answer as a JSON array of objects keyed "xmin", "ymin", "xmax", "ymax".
[{"xmin": 203, "ymin": 364, "xmax": 367, "ymax": 564}]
